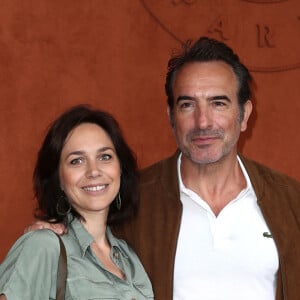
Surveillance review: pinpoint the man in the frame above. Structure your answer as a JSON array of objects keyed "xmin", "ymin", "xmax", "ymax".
[
  {"xmin": 114, "ymin": 37, "xmax": 300, "ymax": 300},
  {"xmin": 29, "ymin": 37, "xmax": 300, "ymax": 299}
]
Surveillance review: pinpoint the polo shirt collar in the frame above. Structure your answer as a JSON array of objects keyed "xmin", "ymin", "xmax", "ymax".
[{"xmin": 177, "ymin": 153, "xmax": 254, "ymax": 199}]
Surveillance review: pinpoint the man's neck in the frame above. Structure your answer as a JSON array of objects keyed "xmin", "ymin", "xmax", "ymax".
[{"xmin": 180, "ymin": 152, "xmax": 247, "ymax": 216}]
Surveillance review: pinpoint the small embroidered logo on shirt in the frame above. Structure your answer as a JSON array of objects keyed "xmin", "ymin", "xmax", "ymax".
[{"xmin": 263, "ymin": 232, "xmax": 273, "ymax": 238}]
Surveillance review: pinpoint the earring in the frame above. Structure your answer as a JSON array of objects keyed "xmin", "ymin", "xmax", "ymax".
[
  {"xmin": 116, "ymin": 192, "xmax": 121, "ymax": 210},
  {"xmin": 56, "ymin": 192, "xmax": 71, "ymax": 216}
]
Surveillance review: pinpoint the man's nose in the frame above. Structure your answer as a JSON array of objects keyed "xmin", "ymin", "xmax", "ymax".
[{"xmin": 194, "ymin": 106, "xmax": 211, "ymax": 128}]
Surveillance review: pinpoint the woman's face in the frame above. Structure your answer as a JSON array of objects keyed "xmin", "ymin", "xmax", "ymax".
[{"xmin": 59, "ymin": 123, "xmax": 121, "ymax": 220}]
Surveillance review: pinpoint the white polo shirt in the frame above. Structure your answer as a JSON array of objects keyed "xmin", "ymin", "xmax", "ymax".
[{"xmin": 173, "ymin": 155, "xmax": 279, "ymax": 300}]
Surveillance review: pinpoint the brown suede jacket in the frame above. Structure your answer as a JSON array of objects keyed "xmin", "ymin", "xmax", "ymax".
[{"xmin": 113, "ymin": 151, "xmax": 300, "ymax": 300}]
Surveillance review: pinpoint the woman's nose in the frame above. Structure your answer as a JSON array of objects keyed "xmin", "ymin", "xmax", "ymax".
[{"xmin": 86, "ymin": 161, "xmax": 101, "ymax": 178}]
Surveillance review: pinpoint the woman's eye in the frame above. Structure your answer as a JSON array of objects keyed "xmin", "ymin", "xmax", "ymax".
[
  {"xmin": 70, "ymin": 157, "xmax": 83, "ymax": 165},
  {"xmin": 100, "ymin": 154, "xmax": 112, "ymax": 161}
]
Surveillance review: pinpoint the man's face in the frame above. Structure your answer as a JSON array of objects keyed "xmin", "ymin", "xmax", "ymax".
[{"xmin": 170, "ymin": 61, "xmax": 252, "ymax": 165}]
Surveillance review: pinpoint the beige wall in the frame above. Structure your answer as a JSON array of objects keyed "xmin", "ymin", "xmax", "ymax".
[{"xmin": 1, "ymin": 0, "xmax": 299, "ymax": 260}]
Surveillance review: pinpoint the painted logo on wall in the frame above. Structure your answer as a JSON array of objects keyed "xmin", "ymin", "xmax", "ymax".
[{"xmin": 140, "ymin": 0, "xmax": 300, "ymax": 72}]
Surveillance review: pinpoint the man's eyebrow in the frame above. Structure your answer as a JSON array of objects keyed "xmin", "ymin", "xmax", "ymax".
[
  {"xmin": 176, "ymin": 95, "xmax": 231, "ymax": 103},
  {"xmin": 209, "ymin": 95, "xmax": 231, "ymax": 101},
  {"xmin": 176, "ymin": 95, "xmax": 194, "ymax": 103}
]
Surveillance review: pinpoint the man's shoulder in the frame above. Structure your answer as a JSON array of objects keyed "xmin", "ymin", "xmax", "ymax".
[
  {"xmin": 241, "ymin": 155, "xmax": 300, "ymax": 190},
  {"xmin": 140, "ymin": 150, "xmax": 179, "ymax": 184}
]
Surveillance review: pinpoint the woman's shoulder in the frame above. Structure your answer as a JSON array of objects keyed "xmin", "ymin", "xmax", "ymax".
[
  {"xmin": 5, "ymin": 229, "xmax": 61, "ymax": 259},
  {"xmin": 0, "ymin": 230, "xmax": 63, "ymax": 299}
]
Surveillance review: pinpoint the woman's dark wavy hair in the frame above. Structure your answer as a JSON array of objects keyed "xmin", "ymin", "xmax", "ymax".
[
  {"xmin": 33, "ymin": 104, "xmax": 138, "ymax": 227},
  {"xmin": 165, "ymin": 36, "xmax": 252, "ymax": 120}
]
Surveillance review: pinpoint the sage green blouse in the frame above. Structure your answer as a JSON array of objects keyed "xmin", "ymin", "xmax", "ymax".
[{"xmin": 0, "ymin": 218, "xmax": 154, "ymax": 300}]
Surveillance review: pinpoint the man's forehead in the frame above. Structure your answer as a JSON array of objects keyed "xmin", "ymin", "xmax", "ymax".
[{"xmin": 173, "ymin": 62, "xmax": 238, "ymax": 94}]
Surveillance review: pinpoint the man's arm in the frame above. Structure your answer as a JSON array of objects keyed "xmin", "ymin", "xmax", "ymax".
[{"xmin": 24, "ymin": 221, "xmax": 66, "ymax": 235}]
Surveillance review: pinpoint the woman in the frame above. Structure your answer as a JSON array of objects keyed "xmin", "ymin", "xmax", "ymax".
[{"xmin": 0, "ymin": 105, "xmax": 154, "ymax": 299}]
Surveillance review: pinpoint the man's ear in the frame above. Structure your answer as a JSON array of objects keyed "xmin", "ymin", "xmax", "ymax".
[{"xmin": 241, "ymin": 100, "xmax": 252, "ymax": 132}]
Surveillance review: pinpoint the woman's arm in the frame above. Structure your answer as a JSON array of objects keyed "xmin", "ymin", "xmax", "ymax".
[{"xmin": 0, "ymin": 294, "xmax": 7, "ymax": 300}]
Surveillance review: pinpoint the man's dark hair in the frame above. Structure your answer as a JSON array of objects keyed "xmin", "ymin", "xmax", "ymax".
[
  {"xmin": 165, "ymin": 36, "xmax": 252, "ymax": 118},
  {"xmin": 33, "ymin": 104, "xmax": 138, "ymax": 227}
]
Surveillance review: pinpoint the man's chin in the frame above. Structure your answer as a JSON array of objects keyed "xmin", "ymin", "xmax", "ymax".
[{"xmin": 182, "ymin": 150, "xmax": 222, "ymax": 165}]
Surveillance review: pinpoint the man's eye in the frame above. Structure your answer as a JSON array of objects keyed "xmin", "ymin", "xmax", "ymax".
[
  {"xmin": 179, "ymin": 102, "xmax": 194, "ymax": 109},
  {"xmin": 213, "ymin": 101, "xmax": 227, "ymax": 108},
  {"xmin": 70, "ymin": 157, "xmax": 83, "ymax": 165}
]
